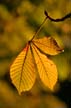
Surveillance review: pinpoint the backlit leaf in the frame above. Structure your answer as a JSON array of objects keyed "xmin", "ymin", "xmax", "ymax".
[
  {"xmin": 10, "ymin": 36, "xmax": 63, "ymax": 94},
  {"xmin": 32, "ymin": 36, "xmax": 63, "ymax": 55},
  {"xmin": 10, "ymin": 44, "xmax": 36, "ymax": 94},
  {"xmin": 31, "ymin": 43, "xmax": 58, "ymax": 90}
]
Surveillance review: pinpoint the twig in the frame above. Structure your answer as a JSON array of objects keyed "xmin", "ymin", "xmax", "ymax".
[
  {"xmin": 44, "ymin": 10, "xmax": 71, "ymax": 22},
  {"xmin": 31, "ymin": 17, "xmax": 47, "ymax": 41},
  {"xmin": 30, "ymin": 10, "xmax": 71, "ymax": 41}
]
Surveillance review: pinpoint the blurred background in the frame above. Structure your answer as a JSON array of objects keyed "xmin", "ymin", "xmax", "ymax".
[{"xmin": 0, "ymin": 0, "xmax": 71, "ymax": 108}]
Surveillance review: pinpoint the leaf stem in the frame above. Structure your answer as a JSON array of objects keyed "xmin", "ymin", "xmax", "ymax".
[{"xmin": 31, "ymin": 17, "xmax": 47, "ymax": 41}]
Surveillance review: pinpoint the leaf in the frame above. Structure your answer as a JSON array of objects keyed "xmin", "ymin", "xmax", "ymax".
[
  {"xmin": 10, "ymin": 36, "xmax": 63, "ymax": 94},
  {"xmin": 10, "ymin": 44, "xmax": 36, "ymax": 94},
  {"xmin": 32, "ymin": 36, "xmax": 63, "ymax": 55},
  {"xmin": 31, "ymin": 43, "xmax": 58, "ymax": 90}
]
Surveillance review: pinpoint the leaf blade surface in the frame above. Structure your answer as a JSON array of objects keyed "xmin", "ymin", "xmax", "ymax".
[
  {"xmin": 31, "ymin": 43, "xmax": 58, "ymax": 90},
  {"xmin": 10, "ymin": 44, "xmax": 36, "ymax": 94},
  {"xmin": 32, "ymin": 36, "xmax": 63, "ymax": 55}
]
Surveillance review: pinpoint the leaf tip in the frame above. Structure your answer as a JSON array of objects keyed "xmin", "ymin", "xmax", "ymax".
[
  {"xmin": 62, "ymin": 49, "xmax": 64, "ymax": 52},
  {"xmin": 57, "ymin": 47, "xmax": 64, "ymax": 53}
]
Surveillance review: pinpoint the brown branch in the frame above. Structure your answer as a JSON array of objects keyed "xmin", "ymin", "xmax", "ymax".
[{"xmin": 45, "ymin": 10, "xmax": 71, "ymax": 22}]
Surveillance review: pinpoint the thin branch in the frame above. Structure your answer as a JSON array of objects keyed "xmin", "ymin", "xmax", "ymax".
[
  {"xmin": 31, "ymin": 17, "xmax": 47, "ymax": 41},
  {"xmin": 45, "ymin": 10, "xmax": 71, "ymax": 22}
]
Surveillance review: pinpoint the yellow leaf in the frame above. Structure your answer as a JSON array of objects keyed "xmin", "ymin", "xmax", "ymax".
[
  {"xmin": 32, "ymin": 36, "xmax": 63, "ymax": 55},
  {"xmin": 31, "ymin": 43, "xmax": 58, "ymax": 90},
  {"xmin": 10, "ymin": 44, "xmax": 36, "ymax": 94},
  {"xmin": 10, "ymin": 36, "xmax": 63, "ymax": 94}
]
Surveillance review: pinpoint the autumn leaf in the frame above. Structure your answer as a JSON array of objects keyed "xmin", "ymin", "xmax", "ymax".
[
  {"xmin": 10, "ymin": 36, "xmax": 63, "ymax": 94},
  {"xmin": 32, "ymin": 36, "xmax": 63, "ymax": 55},
  {"xmin": 31, "ymin": 42, "xmax": 58, "ymax": 90},
  {"xmin": 10, "ymin": 44, "xmax": 36, "ymax": 94}
]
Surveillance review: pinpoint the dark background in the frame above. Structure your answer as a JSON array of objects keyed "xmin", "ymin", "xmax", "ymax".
[{"xmin": 0, "ymin": 0, "xmax": 71, "ymax": 108}]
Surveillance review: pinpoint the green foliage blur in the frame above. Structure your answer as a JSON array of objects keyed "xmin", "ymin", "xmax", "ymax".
[{"xmin": 0, "ymin": 0, "xmax": 71, "ymax": 108}]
